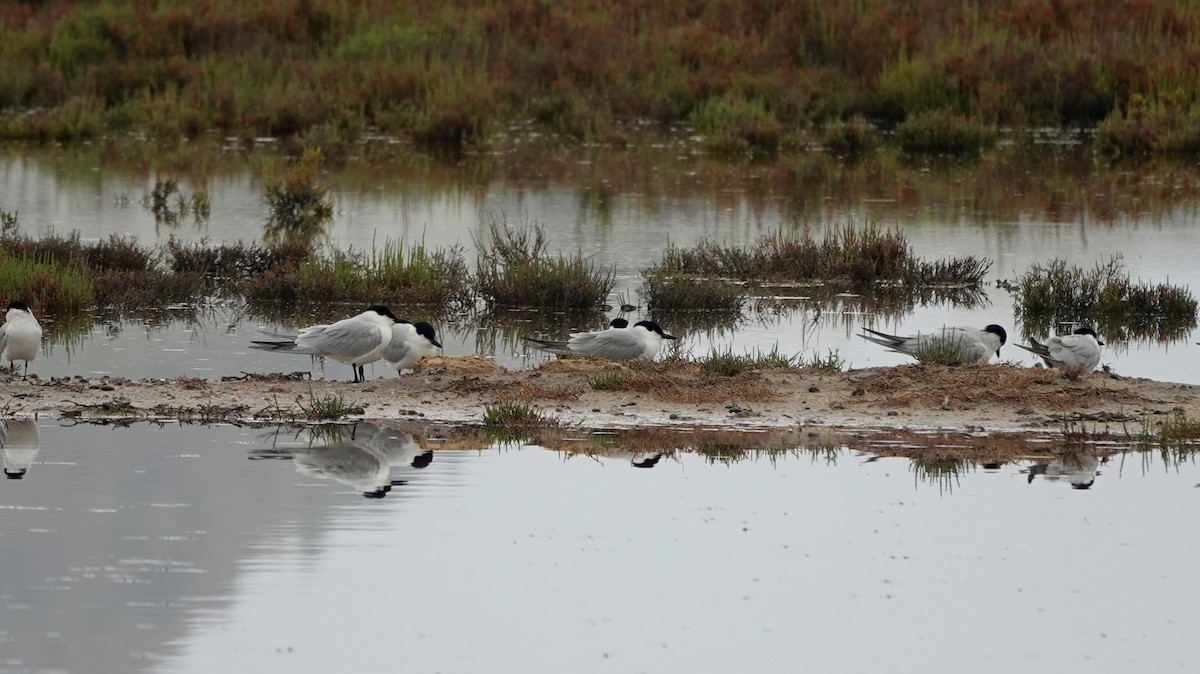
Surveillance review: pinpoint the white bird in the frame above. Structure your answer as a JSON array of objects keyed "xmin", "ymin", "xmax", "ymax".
[
  {"xmin": 524, "ymin": 320, "xmax": 677, "ymax": 360},
  {"xmin": 1015, "ymin": 327, "xmax": 1104, "ymax": 373},
  {"xmin": 1, "ymin": 419, "xmax": 40, "ymax": 479},
  {"xmin": 1, "ymin": 301, "xmax": 42, "ymax": 378},
  {"xmin": 380, "ymin": 320, "xmax": 443, "ymax": 372},
  {"xmin": 249, "ymin": 305, "xmax": 401, "ymax": 382},
  {"xmin": 860, "ymin": 324, "xmax": 1007, "ymax": 364}
]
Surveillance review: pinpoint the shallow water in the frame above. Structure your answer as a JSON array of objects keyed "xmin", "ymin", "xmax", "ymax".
[
  {"xmin": 1, "ymin": 421, "xmax": 1198, "ymax": 673},
  {"xmin": 3, "ymin": 141, "xmax": 1200, "ymax": 384}
]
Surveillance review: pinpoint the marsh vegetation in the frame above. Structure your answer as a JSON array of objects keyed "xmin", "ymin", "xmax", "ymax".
[
  {"xmin": 1005, "ymin": 256, "xmax": 1198, "ymax": 342},
  {"xmin": 640, "ymin": 226, "xmax": 991, "ymax": 312},
  {"xmin": 5, "ymin": 1, "xmax": 1200, "ymax": 159}
]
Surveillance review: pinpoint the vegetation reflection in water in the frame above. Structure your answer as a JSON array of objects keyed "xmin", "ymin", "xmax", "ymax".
[{"xmin": 6, "ymin": 415, "xmax": 1197, "ymax": 493}]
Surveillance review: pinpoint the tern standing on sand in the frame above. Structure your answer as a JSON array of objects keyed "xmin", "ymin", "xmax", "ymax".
[{"xmin": 1, "ymin": 301, "xmax": 42, "ymax": 378}]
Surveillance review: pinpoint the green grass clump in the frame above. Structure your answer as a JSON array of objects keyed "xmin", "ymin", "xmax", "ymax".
[
  {"xmin": 298, "ymin": 391, "xmax": 359, "ymax": 422},
  {"xmin": 699, "ymin": 347, "xmax": 752, "ymax": 376},
  {"xmin": 750, "ymin": 345, "xmax": 801, "ymax": 369},
  {"xmin": 0, "ymin": 254, "xmax": 94, "ymax": 315},
  {"xmin": 639, "ymin": 268, "xmax": 746, "ymax": 313},
  {"xmin": 474, "ymin": 217, "xmax": 615, "ymax": 310},
  {"xmin": 639, "ymin": 225, "xmax": 991, "ymax": 311},
  {"xmin": 821, "ymin": 116, "xmax": 880, "ymax": 155},
  {"xmin": 691, "ymin": 94, "xmax": 782, "ymax": 156},
  {"xmin": 896, "ymin": 110, "xmax": 996, "ymax": 154},
  {"xmin": 801, "ymin": 348, "xmax": 845, "ymax": 372},
  {"xmin": 482, "ymin": 400, "xmax": 544, "ymax": 428},
  {"xmin": 912, "ymin": 340, "xmax": 973, "ymax": 366},
  {"xmin": 1007, "ymin": 255, "xmax": 1198, "ymax": 341},
  {"xmin": 1096, "ymin": 100, "xmax": 1200, "ymax": 157},
  {"xmin": 242, "ymin": 240, "xmax": 472, "ymax": 310},
  {"xmin": 482, "ymin": 400, "xmax": 559, "ymax": 441},
  {"xmin": 588, "ymin": 368, "xmax": 632, "ymax": 390}
]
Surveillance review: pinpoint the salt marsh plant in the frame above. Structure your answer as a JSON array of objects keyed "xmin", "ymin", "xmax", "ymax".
[
  {"xmin": 801, "ymin": 349, "xmax": 845, "ymax": 373},
  {"xmin": 588, "ymin": 367, "xmax": 631, "ymax": 391},
  {"xmin": 0, "ymin": 254, "xmax": 94, "ymax": 314},
  {"xmin": 1008, "ymin": 256, "xmax": 1198, "ymax": 341},
  {"xmin": 482, "ymin": 400, "xmax": 560, "ymax": 441},
  {"xmin": 912, "ymin": 340, "xmax": 973, "ymax": 367},
  {"xmin": 297, "ymin": 390, "xmax": 359, "ymax": 422},
  {"xmin": 639, "ymin": 267, "xmax": 746, "ymax": 313},
  {"xmin": 10, "ymin": 1, "xmax": 1200, "ymax": 156},
  {"xmin": 896, "ymin": 110, "xmax": 996, "ymax": 153},
  {"xmin": 1096, "ymin": 100, "xmax": 1200, "ymax": 157},
  {"xmin": 640, "ymin": 225, "xmax": 990, "ymax": 311},
  {"xmin": 822, "ymin": 116, "xmax": 881, "ymax": 155},
  {"xmin": 690, "ymin": 94, "xmax": 782, "ymax": 156},
  {"xmin": 698, "ymin": 347, "xmax": 752, "ymax": 376},
  {"xmin": 474, "ymin": 217, "xmax": 615, "ymax": 310},
  {"xmin": 242, "ymin": 240, "xmax": 473, "ymax": 310}
]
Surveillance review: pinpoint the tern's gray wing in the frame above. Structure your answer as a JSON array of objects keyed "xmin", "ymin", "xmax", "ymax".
[
  {"xmin": 523, "ymin": 337, "xmax": 572, "ymax": 356},
  {"xmin": 249, "ymin": 324, "xmax": 326, "ymax": 351},
  {"xmin": 859, "ymin": 327, "xmax": 908, "ymax": 349},
  {"xmin": 924, "ymin": 328, "xmax": 990, "ymax": 362},
  {"xmin": 295, "ymin": 320, "xmax": 383, "ymax": 359},
  {"xmin": 569, "ymin": 329, "xmax": 644, "ymax": 359},
  {"xmin": 0, "ymin": 322, "xmax": 7, "ymax": 352},
  {"xmin": 1045, "ymin": 335, "xmax": 1101, "ymax": 371},
  {"xmin": 1014, "ymin": 337, "xmax": 1052, "ymax": 360}
]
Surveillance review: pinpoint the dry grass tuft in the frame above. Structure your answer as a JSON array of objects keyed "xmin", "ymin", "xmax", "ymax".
[
  {"xmin": 499, "ymin": 382, "xmax": 584, "ymax": 401},
  {"xmin": 416, "ymin": 356, "xmax": 506, "ymax": 375},
  {"xmin": 848, "ymin": 364, "xmax": 1141, "ymax": 410},
  {"xmin": 606, "ymin": 364, "xmax": 782, "ymax": 403},
  {"xmin": 536, "ymin": 359, "xmax": 631, "ymax": 374}
]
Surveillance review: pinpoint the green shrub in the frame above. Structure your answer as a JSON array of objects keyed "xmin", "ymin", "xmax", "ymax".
[
  {"xmin": 474, "ymin": 217, "xmax": 615, "ymax": 310},
  {"xmin": 896, "ymin": 109, "xmax": 996, "ymax": 153}
]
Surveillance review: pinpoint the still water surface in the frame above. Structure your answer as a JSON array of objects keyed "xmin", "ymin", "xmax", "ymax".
[
  {"xmin": 1, "ymin": 421, "xmax": 1198, "ymax": 673},
  {"xmin": 3, "ymin": 142, "xmax": 1199, "ymax": 384}
]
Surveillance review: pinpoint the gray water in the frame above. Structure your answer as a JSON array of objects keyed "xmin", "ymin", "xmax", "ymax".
[
  {"xmin": 3, "ymin": 142, "xmax": 1200, "ymax": 384},
  {"xmin": 1, "ymin": 421, "xmax": 1198, "ymax": 673}
]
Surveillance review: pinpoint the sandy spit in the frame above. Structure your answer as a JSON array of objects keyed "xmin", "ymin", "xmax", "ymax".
[{"xmin": 2, "ymin": 357, "xmax": 1196, "ymax": 434}]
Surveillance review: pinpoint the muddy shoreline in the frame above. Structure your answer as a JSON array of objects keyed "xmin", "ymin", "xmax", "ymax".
[{"xmin": 2, "ymin": 357, "xmax": 1196, "ymax": 435}]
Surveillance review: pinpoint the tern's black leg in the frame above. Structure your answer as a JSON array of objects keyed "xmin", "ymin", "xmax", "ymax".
[{"xmin": 357, "ymin": 364, "xmax": 365, "ymax": 382}]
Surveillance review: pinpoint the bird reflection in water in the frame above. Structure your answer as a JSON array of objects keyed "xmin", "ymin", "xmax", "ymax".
[
  {"xmin": 568, "ymin": 450, "xmax": 671, "ymax": 469},
  {"xmin": 1023, "ymin": 453, "xmax": 1102, "ymax": 490},
  {"xmin": 1, "ymin": 419, "xmax": 40, "ymax": 479},
  {"xmin": 288, "ymin": 422, "xmax": 434, "ymax": 498}
]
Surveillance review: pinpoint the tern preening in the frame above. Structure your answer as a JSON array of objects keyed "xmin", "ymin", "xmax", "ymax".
[
  {"xmin": 524, "ymin": 319, "xmax": 677, "ymax": 360},
  {"xmin": 1015, "ymin": 327, "xmax": 1103, "ymax": 373},
  {"xmin": 860, "ymin": 324, "xmax": 1007, "ymax": 364},
  {"xmin": 1, "ymin": 301, "xmax": 42, "ymax": 378}
]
